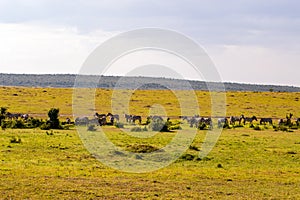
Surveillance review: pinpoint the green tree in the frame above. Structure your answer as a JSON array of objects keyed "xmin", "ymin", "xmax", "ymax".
[{"xmin": 48, "ymin": 108, "xmax": 61, "ymax": 129}]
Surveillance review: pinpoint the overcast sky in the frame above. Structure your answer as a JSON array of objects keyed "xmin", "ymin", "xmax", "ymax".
[{"xmin": 0, "ymin": 0, "xmax": 300, "ymax": 86}]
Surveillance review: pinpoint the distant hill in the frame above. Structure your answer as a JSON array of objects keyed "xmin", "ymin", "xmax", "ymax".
[{"xmin": 0, "ymin": 73, "xmax": 300, "ymax": 92}]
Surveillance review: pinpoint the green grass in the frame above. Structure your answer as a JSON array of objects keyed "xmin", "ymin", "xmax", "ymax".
[
  {"xmin": 1, "ymin": 127, "xmax": 300, "ymax": 199},
  {"xmin": 1, "ymin": 86, "xmax": 300, "ymax": 198}
]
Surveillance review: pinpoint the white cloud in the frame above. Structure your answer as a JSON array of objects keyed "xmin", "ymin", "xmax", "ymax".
[
  {"xmin": 207, "ymin": 45, "xmax": 300, "ymax": 86},
  {"xmin": 0, "ymin": 22, "xmax": 116, "ymax": 74}
]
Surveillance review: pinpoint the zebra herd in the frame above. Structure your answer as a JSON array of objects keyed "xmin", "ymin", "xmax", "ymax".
[
  {"xmin": 75, "ymin": 113, "xmax": 165, "ymax": 126},
  {"xmin": 1, "ymin": 112, "xmax": 29, "ymax": 121},
  {"xmin": 75, "ymin": 112, "xmax": 300, "ymax": 130}
]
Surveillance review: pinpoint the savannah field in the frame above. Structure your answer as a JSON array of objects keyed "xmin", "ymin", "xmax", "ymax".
[{"xmin": 1, "ymin": 86, "xmax": 300, "ymax": 199}]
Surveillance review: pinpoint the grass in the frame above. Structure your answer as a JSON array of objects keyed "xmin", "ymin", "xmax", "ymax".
[
  {"xmin": 1, "ymin": 87, "xmax": 300, "ymax": 119},
  {"xmin": 1, "ymin": 86, "xmax": 300, "ymax": 198},
  {"xmin": 1, "ymin": 127, "xmax": 300, "ymax": 199}
]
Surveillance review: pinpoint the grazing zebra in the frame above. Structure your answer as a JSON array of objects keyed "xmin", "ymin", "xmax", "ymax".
[
  {"xmin": 189, "ymin": 117, "xmax": 201, "ymax": 128},
  {"xmin": 132, "ymin": 115, "xmax": 142, "ymax": 124},
  {"xmin": 278, "ymin": 113, "xmax": 293, "ymax": 126},
  {"xmin": 107, "ymin": 113, "xmax": 119, "ymax": 121},
  {"xmin": 181, "ymin": 116, "xmax": 193, "ymax": 124},
  {"xmin": 189, "ymin": 117, "xmax": 212, "ymax": 129},
  {"xmin": 230, "ymin": 116, "xmax": 243, "ymax": 125},
  {"xmin": 218, "ymin": 118, "xmax": 228, "ymax": 128},
  {"xmin": 6, "ymin": 112, "xmax": 21, "ymax": 119},
  {"xmin": 260, "ymin": 118, "xmax": 273, "ymax": 125},
  {"xmin": 75, "ymin": 117, "xmax": 89, "ymax": 125},
  {"xmin": 124, "ymin": 114, "xmax": 142, "ymax": 124},
  {"xmin": 200, "ymin": 117, "xmax": 213, "ymax": 129},
  {"xmin": 21, "ymin": 114, "xmax": 29, "ymax": 121},
  {"xmin": 95, "ymin": 113, "xmax": 107, "ymax": 126},
  {"xmin": 242, "ymin": 115, "xmax": 258, "ymax": 125},
  {"xmin": 124, "ymin": 114, "xmax": 132, "ymax": 123}
]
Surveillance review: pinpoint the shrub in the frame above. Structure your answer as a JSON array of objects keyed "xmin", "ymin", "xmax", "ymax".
[
  {"xmin": 149, "ymin": 118, "xmax": 170, "ymax": 132},
  {"xmin": 217, "ymin": 163, "xmax": 223, "ymax": 168},
  {"xmin": 274, "ymin": 125, "xmax": 289, "ymax": 132},
  {"xmin": 198, "ymin": 122, "xmax": 207, "ymax": 130},
  {"xmin": 1, "ymin": 120, "xmax": 10, "ymax": 129},
  {"xmin": 179, "ymin": 153, "xmax": 195, "ymax": 161},
  {"xmin": 87, "ymin": 124, "xmax": 97, "ymax": 131},
  {"xmin": 27, "ymin": 118, "xmax": 42, "ymax": 128},
  {"xmin": 234, "ymin": 124, "xmax": 244, "ymax": 128},
  {"xmin": 40, "ymin": 123, "xmax": 51, "ymax": 130},
  {"xmin": 46, "ymin": 130, "xmax": 54, "ymax": 135},
  {"xmin": 10, "ymin": 119, "xmax": 25, "ymax": 129},
  {"xmin": 142, "ymin": 126, "xmax": 148, "ymax": 131},
  {"xmin": 1, "ymin": 120, "xmax": 25, "ymax": 129},
  {"xmin": 0, "ymin": 107, "xmax": 7, "ymax": 115},
  {"xmin": 10, "ymin": 136, "xmax": 21, "ymax": 143},
  {"xmin": 115, "ymin": 122, "xmax": 124, "ymax": 128},
  {"xmin": 131, "ymin": 127, "xmax": 142, "ymax": 132},
  {"xmin": 169, "ymin": 124, "xmax": 182, "ymax": 130},
  {"xmin": 126, "ymin": 144, "xmax": 159, "ymax": 153},
  {"xmin": 189, "ymin": 145, "xmax": 200, "ymax": 151},
  {"xmin": 253, "ymin": 125, "xmax": 262, "ymax": 131}
]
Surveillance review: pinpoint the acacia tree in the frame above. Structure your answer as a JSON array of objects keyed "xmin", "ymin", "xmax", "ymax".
[{"xmin": 48, "ymin": 108, "xmax": 61, "ymax": 129}]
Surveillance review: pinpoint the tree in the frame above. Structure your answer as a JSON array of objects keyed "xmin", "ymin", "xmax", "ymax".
[{"xmin": 48, "ymin": 108, "xmax": 61, "ymax": 129}]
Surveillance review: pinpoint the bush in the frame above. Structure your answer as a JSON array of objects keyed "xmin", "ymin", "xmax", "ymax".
[
  {"xmin": 126, "ymin": 144, "xmax": 159, "ymax": 153},
  {"xmin": 149, "ymin": 118, "xmax": 170, "ymax": 132},
  {"xmin": 198, "ymin": 122, "xmax": 207, "ymax": 130},
  {"xmin": 179, "ymin": 153, "xmax": 195, "ymax": 161},
  {"xmin": 189, "ymin": 145, "xmax": 200, "ymax": 151},
  {"xmin": 10, "ymin": 119, "xmax": 25, "ymax": 129},
  {"xmin": 27, "ymin": 118, "xmax": 42, "ymax": 128},
  {"xmin": 1, "ymin": 120, "xmax": 10, "ymax": 129},
  {"xmin": 10, "ymin": 136, "xmax": 21, "ymax": 143},
  {"xmin": 253, "ymin": 125, "xmax": 262, "ymax": 131},
  {"xmin": 131, "ymin": 127, "xmax": 143, "ymax": 132},
  {"xmin": 169, "ymin": 124, "xmax": 182, "ymax": 130},
  {"xmin": 87, "ymin": 124, "xmax": 97, "ymax": 131},
  {"xmin": 40, "ymin": 123, "xmax": 51, "ymax": 130},
  {"xmin": 1, "ymin": 119, "xmax": 25, "ymax": 129},
  {"xmin": 115, "ymin": 122, "xmax": 124, "ymax": 128}
]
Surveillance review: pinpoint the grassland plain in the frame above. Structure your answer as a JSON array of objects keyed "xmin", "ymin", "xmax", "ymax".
[
  {"xmin": 1, "ymin": 86, "xmax": 300, "ymax": 119},
  {"xmin": 1, "ymin": 86, "xmax": 300, "ymax": 199},
  {"xmin": 1, "ymin": 127, "xmax": 300, "ymax": 199}
]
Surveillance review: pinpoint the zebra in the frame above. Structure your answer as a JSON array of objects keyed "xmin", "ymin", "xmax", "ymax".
[
  {"xmin": 218, "ymin": 118, "xmax": 228, "ymax": 128},
  {"xmin": 242, "ymin": 115, "xmax": 258, "ymax": 125},
  {"xmin": 260, "ymin": 118, "xmax": 273, "ymax": 125}
]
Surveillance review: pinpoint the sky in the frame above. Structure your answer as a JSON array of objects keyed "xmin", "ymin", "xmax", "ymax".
[{"xmin": 0, "ymin": 0, "xmax": 300, "ymax": 86}]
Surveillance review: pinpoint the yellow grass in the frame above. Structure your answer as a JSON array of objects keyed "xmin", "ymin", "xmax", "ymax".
[{"xmin": 0, "ymin": 86, "xmax": 300, "ymax": 119}]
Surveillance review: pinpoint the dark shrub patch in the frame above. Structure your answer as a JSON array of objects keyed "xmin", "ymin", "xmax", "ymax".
[
  {"xmin": 180, "ymin": 153, "xmax": 195, "ymax": 161},
  {"xmin": 115, "ymin": 122, "xmax": 124, "ymax": 128},
  {"xmin": 126, "ymin": 144, "xmax": 160, "ymax": 153},
  {"xmin": 10, "ymin": 136, "xmax": 21, "ymax": 143},
  {"xmin": 130, "ymin": 127, "xmax": 143, "ymax": 132},
  {"xmin": 87, "ymin": 124, "xmax": 97, "ymax": 131}
]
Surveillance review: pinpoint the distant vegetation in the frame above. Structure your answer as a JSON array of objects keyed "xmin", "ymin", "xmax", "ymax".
[{"xmin": 1, "ymin": 73, "xmax": 300, "ymax": 92}]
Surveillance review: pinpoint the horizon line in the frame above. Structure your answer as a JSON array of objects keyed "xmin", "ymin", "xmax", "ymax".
[{"xmin": 0, "ymin": 72, "xmax": 299, "ymax": 88}]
